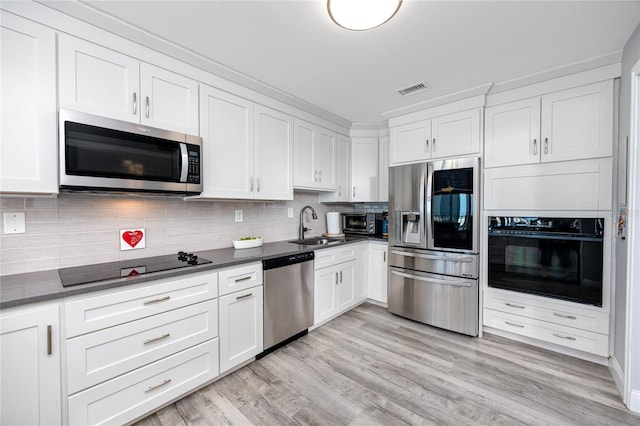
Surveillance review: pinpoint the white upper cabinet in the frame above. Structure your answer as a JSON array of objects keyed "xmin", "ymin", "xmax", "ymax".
[
  {"xmin": 58, "ymin": 34, "xmax": 198, "ymax": 135},
  {"xmin": 484, "ymin": 97, "xmax": 541, "ymax": 168},
  {"xmin": 253, "ymin": 104, "xmax": 294, "ymax": 200},
  {"xmin": 390, "ymin": 108, "xmax": 480, "ymax": 166},
  {"xmin": 1, "ymin": 12, "xmax": 57, "ymax": 194},
  {"xmin": 198, "ymin": 85, "xmax": 293, "ymax": 200},
  {"xmin": 390, "ymin": 120, "xmax": 431, "ymax": 164},
  {"xmin": 319, "ymin": 134, "xmax": 350, "ymax": 202},
  {"xmin": 351, "ymin": 137, "xmax": 379, "ymax": 202},
  {"xmin": 484, "ymin": 80, "xmax": 613, "ymax": 168},
  {"xmin": 139, "ymin": 62, "xmax": 199, "ymax": 135},
  {"xmin": 293, "ymin": 119, "xmax": 336, "ymax": 191}
]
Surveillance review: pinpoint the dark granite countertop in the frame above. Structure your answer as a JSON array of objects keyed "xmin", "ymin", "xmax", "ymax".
[{"xmin": 0, "ymin": 236, "xmax": 387, "ymax": 309}]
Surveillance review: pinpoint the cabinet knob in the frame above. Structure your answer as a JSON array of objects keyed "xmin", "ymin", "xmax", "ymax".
[
  {"xmin": 432, "ymin": 138, "xmax": 436, "ymax": 152},
  {"xmin": 353, "ymin": 186, "xmax": 356, "ymax": 198},
  {"xmin": 544, "ymin": 137, "xmax": 549, "ymax": 155},
  {"xmin": 250, "ymin": 177, "xmax": 254, "ymax": 191},
  {"xmin": 257, "ymin": 177, "xmax": 261, "ymax": 192},
  {"xmin": 425, "ymin": 139, "xmax": 430, "ymax": 152},
  {"xmin": 47, "ymin": 325, "xmax": 52, "ymax": 355},
  {"xmin": 533, "ymin": 139, "xmax": 537, "ymax": 155},
  {"xmin": 146, "ymin": 96, "xmax": 150, "ymax": 118}
]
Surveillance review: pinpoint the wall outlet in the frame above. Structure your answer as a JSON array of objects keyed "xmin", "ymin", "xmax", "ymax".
[
  {"xmin": 4, "ymin": 212, "xmax": 26, "ymax": 234},
  {"xmin": 287, "ymin": 207, "xmax": 294, "ymax": 218},
  {"xmin": 235, "ymin": 210, "xmax": 243, "ymax": 223}
]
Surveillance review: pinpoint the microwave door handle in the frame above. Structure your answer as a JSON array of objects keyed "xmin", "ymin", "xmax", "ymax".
[
  {"xmin": 179, "ymin": 143, "xmax": 188, "ymax": 183},
  {"xmin": 390, "ymin": 270, "xmax": 472, "ymax": 288},
  {"xmin": 390, "ymin": 250, "xmax": 474, "ymax": 263}
]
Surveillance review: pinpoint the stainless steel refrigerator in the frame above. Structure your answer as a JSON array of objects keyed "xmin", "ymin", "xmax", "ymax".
[{"xmin": 387, "ymin": 158, "xmax": 480, "ymax": 336}]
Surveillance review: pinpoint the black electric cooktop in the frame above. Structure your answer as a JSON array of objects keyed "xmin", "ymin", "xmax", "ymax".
[{"xmin": 59, "ymin": 252, "xmax": 212, "ymax": 287}]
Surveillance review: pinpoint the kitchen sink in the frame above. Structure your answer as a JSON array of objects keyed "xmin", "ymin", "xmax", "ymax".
[{"xmin": 288, "ymin": 236, "xmax": 344, "ymax": 246}]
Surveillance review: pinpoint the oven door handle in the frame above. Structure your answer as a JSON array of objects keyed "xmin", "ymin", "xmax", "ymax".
[
  {"xmin": 390, "ymin": 270, "xmax": 472, "ymax": 288},
  {"xmin": 390, "ymin": 250, "xmax": 474, "ymax": 263}
]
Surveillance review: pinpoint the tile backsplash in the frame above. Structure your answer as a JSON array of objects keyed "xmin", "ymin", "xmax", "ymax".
[{"xmin": 0, "ymin": 192, "xmax": 353, "ymax": 276}]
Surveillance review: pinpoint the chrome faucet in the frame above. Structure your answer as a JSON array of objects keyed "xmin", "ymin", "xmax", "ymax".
[{"xmin": 299, "ymin": 205, "xmax": 318, "ymax": 240}]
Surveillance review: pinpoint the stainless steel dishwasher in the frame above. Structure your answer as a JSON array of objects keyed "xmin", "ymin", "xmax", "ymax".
[{"xmin": 260, "ymin": 251, "xmax": 314, "ymax": 356}]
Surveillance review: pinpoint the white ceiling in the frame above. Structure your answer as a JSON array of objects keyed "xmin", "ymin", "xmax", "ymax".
[{"xmin": 81, "ymin": 0, "xmax": 640, "ymax": 125}]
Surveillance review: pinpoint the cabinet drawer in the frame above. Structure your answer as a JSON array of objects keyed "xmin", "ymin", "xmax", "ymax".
[
  {"xmin": 66, "ymin": 300, "xmax": 217, "ymax": 395},
  {"xmin": 483, "ymin": 308, "xmax": 608, "ymax": 357},
  {"xmin": 68, "ymin": 339, "xmax": 218, "ymax": 426},
  {"xmin": 218, "ymin": 263, "xmax": 262, "ymax": 296},
  {"xmin": 314, "ymin": 246, "xmax": 357, "ymax": 269},
  {"xmin": 484, "ymin": 292, "xmax": 609, "ymax": 334},
  {"xmin": 64, "ymin": 271, "xmax": 218, "ymax": 338}
]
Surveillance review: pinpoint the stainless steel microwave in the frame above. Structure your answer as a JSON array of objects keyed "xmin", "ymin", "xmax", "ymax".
[
  {"xmin": 59, "ymin": 109, "xmax": 203, "ymax": 195},
  {"xmin": 341, "ymin": 212, "xmax": 385, "ymax": 236}
]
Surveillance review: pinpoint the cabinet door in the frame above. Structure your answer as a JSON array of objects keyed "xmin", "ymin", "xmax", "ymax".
[
  {"xmin": 484, "ymin": 97, "xmax": 541, "ymax": 168},
  {"xmin": 319, "ymin": 135, "xmax": 350, "ymax": 202},
  {"xmin": 378, "ymin": 136, "xmax": 390, "ymax": 202},
  {"xmin": 316, "ymin": 127, "xmax": 337, "ymax": 190},
  {"xmin": 354, "ymin": 244, "xmax": 369, "ymax": 302},
  {"xmin": 0, "ymin": 12, "xmax": 57, "ymax": 194},
  {"xmin": 368, "ymin": 244, "xmax": 388, "ymax": 304},
  {"xmin": 293, "ymin": 119, "xmax": 317, "ymax": 188},
  {"xmin": 219, "ymin": 286, "xmax": 263, "ymax": 373},
  {"xmin": 199, "ymin": 85, "xmax": 254, "ymax": 199},
  {"xmin": 1, "ymin": 302, "xmax": 61, "ymax": 426},
  {"xmin": 314, "ymin": 265, "xmax": 339, "ymax": 325},
  {"xmin": 337, "ymin": 261, "xmax": 357, "ymax": 312},
  {"xmin": 254, "ymin": 105, "xmax": 294, "ymax": 200},
  {"xmin": 58, "ymin": 34, "xmax": 140, "ymax": 122},
  {"xmin": 351, "ymin": 137, "xmax": 379, "ymax": 202},
  {"xmin": 390, "ymin": 120, "xmax": 431, "ymax": 165},
  {"xmin": 140, "ymin": 62, "xmax": 199, "ymax": 135},
  {"xmin": 541, "ymin": 80, "xmax": 613, "ymax": 163},
  {"xmin": 430, "ymin": 109, "xmax": 481, "ymax": 159}
]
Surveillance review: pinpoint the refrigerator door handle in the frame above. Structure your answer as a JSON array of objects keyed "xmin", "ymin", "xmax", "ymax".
[
  {"xmin": 390, "ymin": 250, "xmax": 474, "ymax": 263},
  {"xmin": 390, "ymin": 270, "xmax": 472, "ymax": 288}
]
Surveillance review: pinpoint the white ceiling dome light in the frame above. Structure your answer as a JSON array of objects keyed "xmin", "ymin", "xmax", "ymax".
[{"xmin": 327, "ymin": 0, "xmax": 403, "ymax": 31}]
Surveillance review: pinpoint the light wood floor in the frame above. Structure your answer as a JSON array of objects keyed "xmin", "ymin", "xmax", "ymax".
[{"xmin": 135, "ymin": 303, "xmax": 640, "ymax": 426}]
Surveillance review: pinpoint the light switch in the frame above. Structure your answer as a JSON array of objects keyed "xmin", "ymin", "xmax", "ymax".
[
  {"xmin": 288, "ymin": 207, "xmax": 294, "ymax": 218},
  {"xmin": 4, "ymin": 212, "xmax": 26, "ymax": 234},
  {"xmin": 235, "ymin": 210, "xmax": 243, "ymax": 223}
]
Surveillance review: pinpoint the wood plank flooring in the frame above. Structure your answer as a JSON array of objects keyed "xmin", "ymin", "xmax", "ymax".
[{"xmin": 134, "ymin": 303, "xmax": 640, "ymax": 426}]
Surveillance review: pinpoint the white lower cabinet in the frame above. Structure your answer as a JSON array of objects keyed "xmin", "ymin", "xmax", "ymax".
[
  {"xmin": 0, "ymin": 301, "xmax": 62, "ymax": 426},
  {"xmin": 64, "ymin": 271, "xmax": 219, "ymax": 425},
  {"xmin": 368, "ymin": 243, "xmax": 388, "ymax": 304},
  {"xmin": 67, "ymin": 340, "xmax": 218, "ymax": 426},
  {"xmin": 313, "ymin": 244, "xmax": 367, "ymax": 327},
  {"xmin": 483, "ymin": 290, "xmax": 609, "ymax": 357},
  {"xmin": 218, "ymin": 286, "xmax": 264, "ymax": 373}
]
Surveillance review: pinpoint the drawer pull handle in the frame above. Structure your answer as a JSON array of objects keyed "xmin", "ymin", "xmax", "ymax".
[
  {"xmin": 145, "ymin": 378, "xmax": 172, "ymax": 393},
  {"xmin": 144, "ymin": 296, "xmax": 170, "ymax": 306},
  {"xmin": 236, "ymin": 293, "xmax": 253, "ymax": 300},
  {"xmin": 47, "ymin": 325, "xmax": 52, "ymax": 355},
  {"xmin": 234, "ymin": 276, "xmax": 252, "ymax": 283},
  {"xmin": 553, "ymin": 313, "xmax": 577, "ymax": 320},
  {"xmin": 144, "ymin": 333, "xmax": 171, "ymax": 345},
  {"xmin": 505, "ymin": 321, "xmax": 524, "ymax": 328},
  {"xmin": 553, "ymin": 333, "xmax": 576, "ymax": 341},
  {"xmin": 505, "ymin": 303, "xmax": 525, "ymax": 309}
]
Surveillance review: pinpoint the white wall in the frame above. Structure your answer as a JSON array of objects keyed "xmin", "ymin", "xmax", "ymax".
[
  {"xmin": 0, "ymin": 192, "xmax": 351, "ymax": 276},
  {"xmin": 617, "ymin": 21, "xmax": 640, "ymax": 412}
]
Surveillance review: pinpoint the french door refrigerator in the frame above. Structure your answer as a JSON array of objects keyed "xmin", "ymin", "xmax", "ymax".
[{"xmin": 388, "ymin": 157, "xmax": 480, "ymax": 336}]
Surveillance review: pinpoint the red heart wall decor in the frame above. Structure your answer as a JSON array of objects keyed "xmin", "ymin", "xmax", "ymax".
[{"xmin": 122, "ymin": 230, "xmax": 144, "ymax": 248}]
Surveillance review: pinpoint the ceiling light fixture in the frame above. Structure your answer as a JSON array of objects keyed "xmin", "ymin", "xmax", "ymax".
[{"xmin": 327, "ymin": 0, "xmax": 402, "ymax": 31}]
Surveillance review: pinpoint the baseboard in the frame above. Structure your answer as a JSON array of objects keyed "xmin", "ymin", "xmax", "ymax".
[
  {"xmin": 365, "ymin": 298, "xmax": 388, "ymax": 308},
  {"xmin": 483, "ymin": 326, "xmax": 609, "ymax": 365},
  {"xmin": 630, "ymin": 390, "xmax": 640, "ymax": 414},
  {"xmin": 609, "ymin": 355, "xmax": 625, "ymax": 397}
]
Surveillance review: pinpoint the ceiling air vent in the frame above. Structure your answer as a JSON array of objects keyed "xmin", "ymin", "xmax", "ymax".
[{"xmin": 397, "ymin": 82, "xmax": 429, "ymax": 97}]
